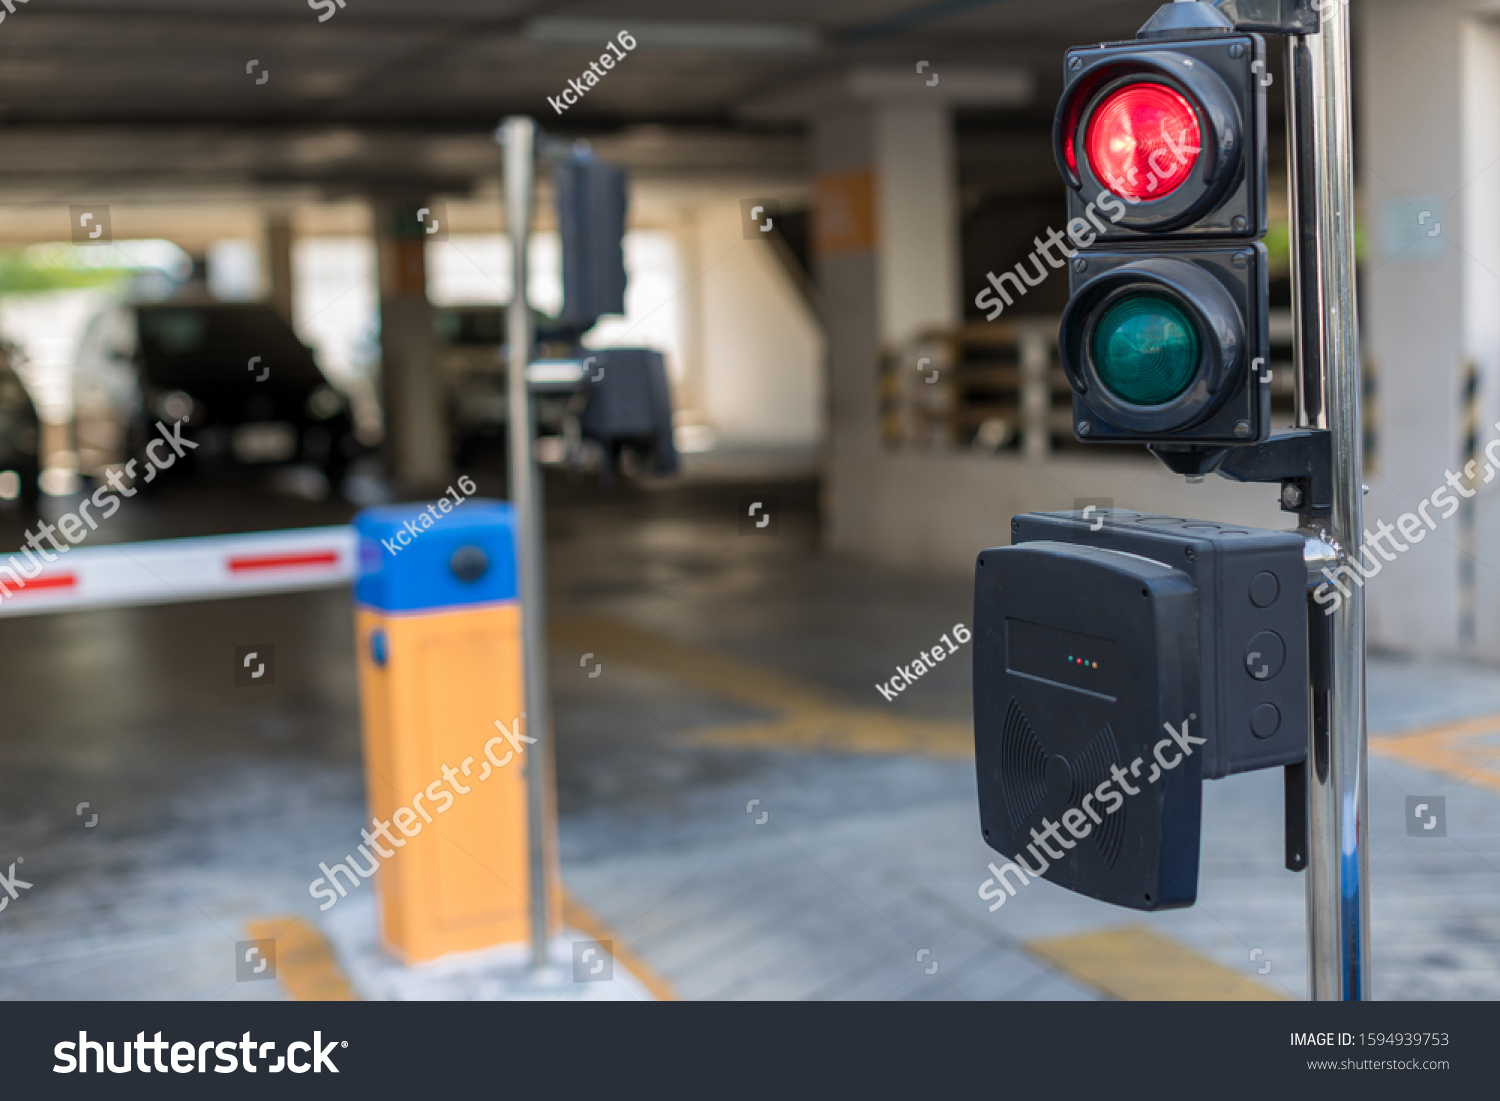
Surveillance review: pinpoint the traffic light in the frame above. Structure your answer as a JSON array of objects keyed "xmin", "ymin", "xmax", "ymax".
[
  {"xmin": 973, "ymin": 0, "xmax": 1345, "ymax": 962},
  {"xmin": 554, "ymin": 153, "xmax": 628, "ymax": 335},
  {"xmin": 973, "ymin": 509, "xmax": 1308, "ymax": 910},
  {"xmin": 1053, "ymin": 4, "xmax": 1271, "ymax": 445}
]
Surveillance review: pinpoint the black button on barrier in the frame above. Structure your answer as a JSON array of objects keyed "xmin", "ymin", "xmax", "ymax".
[
  {"xmin": 1244, "ymin": 630, "xmax": 1285, "ymax": 680},
  {"xmin": 1249, "ymin": 570, "xmax": 1280, "ymax": 607},
  {"xmin": 449, "ymin": 545, "xmax": 489, "ymax": 583}
]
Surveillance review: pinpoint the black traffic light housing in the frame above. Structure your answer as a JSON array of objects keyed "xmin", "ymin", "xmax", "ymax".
[
  {"xmin": 1055, "ymin": 30, "xmax": 1268, "ymax": 240},
  {"xmin": 972, "ymin": 0, "xmax": 1330, "ymax": 918},
  {"xmin": 975, "ymin": 539, "xmax": 1203, "ymax": 910},
  {"xmin": 974, "ymin": 510, "xmax": 1308, "ymax": 910},
  {"xmin": 1054, "ymin": 5, "xmax": 1272, "ymax": 449},
  {"xmin": 1062, "ymin": 244, "xmax": 1270, "ymax": 444},
  {"xmin": 554, "ymin": 153, "xmax": 628, "ymax": 337}
]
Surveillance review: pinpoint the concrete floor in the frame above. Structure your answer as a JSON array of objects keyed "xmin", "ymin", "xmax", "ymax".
[{"xmin": 1, "ymin": 467, "xmax": 1498, "ymax": 1000}]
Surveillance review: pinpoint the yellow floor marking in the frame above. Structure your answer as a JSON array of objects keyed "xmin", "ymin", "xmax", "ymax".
[
  {"xmin": 1026, "ymin": 926, "xmax": 1288, "ymax": 1001},
  {"xmin": 563, "ymin": 890, "xmax": 681, "ymax": 1001},
  {"xmin": 688, "ymin": 712, "xmax": 972, "ymax": 758},
  {"xmin": 1371, "ymin": 713, "xmax": 1500, "ymax": 796},
  {"xmin": 553, "ymin": 615, "xmax": 834, "ymax": 712},
  {"xmin": 551, "ymin": 615, "xmax": 972, "ymax": 758},
  {"xmin": 244, "ymin": 917, "xmax": 360, "ymax": 1001}
]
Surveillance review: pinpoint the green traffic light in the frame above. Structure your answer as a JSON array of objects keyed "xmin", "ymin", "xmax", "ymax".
[{"xmin": 1091, "ymin": 294, "xmax": 1200, "ymax": 406}]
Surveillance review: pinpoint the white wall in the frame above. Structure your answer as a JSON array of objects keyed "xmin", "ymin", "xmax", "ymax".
[
  {"xmin": 692, "ymin": 199, "xmax": 824, "ymax": 449},
  {"xmin": 829, "ymin": 0, "xmax": 1500, "ymax": 648},
  {"xmin": 809, "ymin": 97, "xmax": 1295, "ymax": 579},
  {"xmin": 293, "ymin": 236, "xmax": 378, "ymax": 382},
  {"xmin": 1361, "ymin": 0, "xmax": 1500, "ymax": 659},
  {"xmin": 829, "ymin": 450, "xmax": 1289, "ymax": 575}
]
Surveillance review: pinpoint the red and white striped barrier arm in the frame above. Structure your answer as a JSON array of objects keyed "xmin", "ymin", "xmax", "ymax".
[{"xmin": 0, "ymin": 526, "xmax": 357, "ymax": 617}]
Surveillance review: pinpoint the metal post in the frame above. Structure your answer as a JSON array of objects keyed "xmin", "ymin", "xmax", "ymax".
[
  {"xmin": 501, "ymin": 115, "xmax": 555, "ymax": 969},
  {"xmin": 1286, "ymin": 15, "xmax": 1370, "ymax": 999},
  {"xmin": 1018, "ymin": 325, "xmax": 1052, "ymax": 463}
]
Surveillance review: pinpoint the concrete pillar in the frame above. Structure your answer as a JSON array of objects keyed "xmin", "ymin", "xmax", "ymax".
[
  {"xmin": 672, "ymin": 209, "xmax": 708, "ymax": 420},
  {"xmin": 873, "ymin": 105, "xmax": 961, "ymax": 345},
  {"xmin": 811, "ymin": 100, "xmax": 960, "ymax": 551},
  {"xmin": 264, "ymin": 212, "xmax": 295, "ymax": 322},
  {"xmin": 374, "ymin": 200, "xmax": 449, "ymax": 491},
  {"xmin": 1360, "ymin": 0, "xmax": 1500, "ymax": 658}
]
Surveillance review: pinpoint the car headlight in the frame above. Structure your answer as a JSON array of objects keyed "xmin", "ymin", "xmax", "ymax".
[
  {"xmin": 306, "ymin": 386, "xmax": 345, "ymax": 421},
  {"xmin": 156, "ymin": 390, "xmax": 196, "ymax": 423}
]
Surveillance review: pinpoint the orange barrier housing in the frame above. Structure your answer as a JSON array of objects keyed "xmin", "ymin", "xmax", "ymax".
[{"xmin": 353, "ymin": 501, "xmax": 559, "ymax": 962}]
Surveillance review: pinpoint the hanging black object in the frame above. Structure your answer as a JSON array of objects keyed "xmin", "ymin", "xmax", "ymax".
[{"xmin": 554, "ymin": 155, "xmax": 628, "ymax": 335}]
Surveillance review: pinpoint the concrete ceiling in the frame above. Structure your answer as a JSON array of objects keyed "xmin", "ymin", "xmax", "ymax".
[
  {"xmin": 0, "ymin": 1, "xmax": 1164, "ymax": 127},
  {"xmin": 0, "ymin": 0, "xmax": 1167, "ymax": 199}
]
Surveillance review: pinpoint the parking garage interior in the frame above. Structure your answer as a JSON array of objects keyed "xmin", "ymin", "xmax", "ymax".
[{"xmin": 1, "ymin": 0, "xmax": 1500, "ymax": 1007}]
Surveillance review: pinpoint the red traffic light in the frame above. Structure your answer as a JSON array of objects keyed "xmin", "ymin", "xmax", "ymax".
[
  {"xmin": 1086, "ymin": 82, "xmax": 1201, "ymax": 201},
  {"xmin": 1052, "ymin": 34, "xmax": 1265, "ymax": 238}
]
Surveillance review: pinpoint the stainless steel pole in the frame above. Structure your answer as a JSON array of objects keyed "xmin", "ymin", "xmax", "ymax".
[
  {"xmin": 501, "ymin": 115, "xmax": 555, "ymax": 969},
  {"xmin": 1286, "ymin": 15, "xmax": 1370, "ymax": 1000}
]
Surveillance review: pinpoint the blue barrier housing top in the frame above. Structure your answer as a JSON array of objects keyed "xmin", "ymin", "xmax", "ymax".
[{"xmin": 354, "ymin": 499, "xmax": 518, "ymax": 612}]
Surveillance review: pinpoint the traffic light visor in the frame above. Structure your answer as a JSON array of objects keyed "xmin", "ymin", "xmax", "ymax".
[{"xmin": 1086, "ymin": 82, "xmax": 1201, "ymax": 201}]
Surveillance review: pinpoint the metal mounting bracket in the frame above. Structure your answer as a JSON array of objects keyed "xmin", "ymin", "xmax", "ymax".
[
  {"xmin": 1148, "ymin": 428, "xmax": 1333, "ymax": 516},
  {"xmin": 1212, "ymin": 0, "xmax": 1320, "ymax": 36}
]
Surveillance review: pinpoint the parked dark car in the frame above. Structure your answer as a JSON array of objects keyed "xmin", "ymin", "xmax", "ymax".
[
  {"xmin": 434, "ymin": 305, "xmax": 509, "ymax": 463},
  {"xmin": 73, "ymin": 301, "xmax": 360, "ymax": 493},
  {"xmin": 435, "ymin": 305, "xmax": 608, "ymax": 460},
  {"xmin": 0, "ymin": 344, "xmax": 41, "ymax": 507}
]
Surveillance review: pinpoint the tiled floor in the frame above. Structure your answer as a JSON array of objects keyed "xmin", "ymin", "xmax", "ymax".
[{"xmin": 1, "ymin": 471, "xmax": 1498, "ymax": 1000}]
